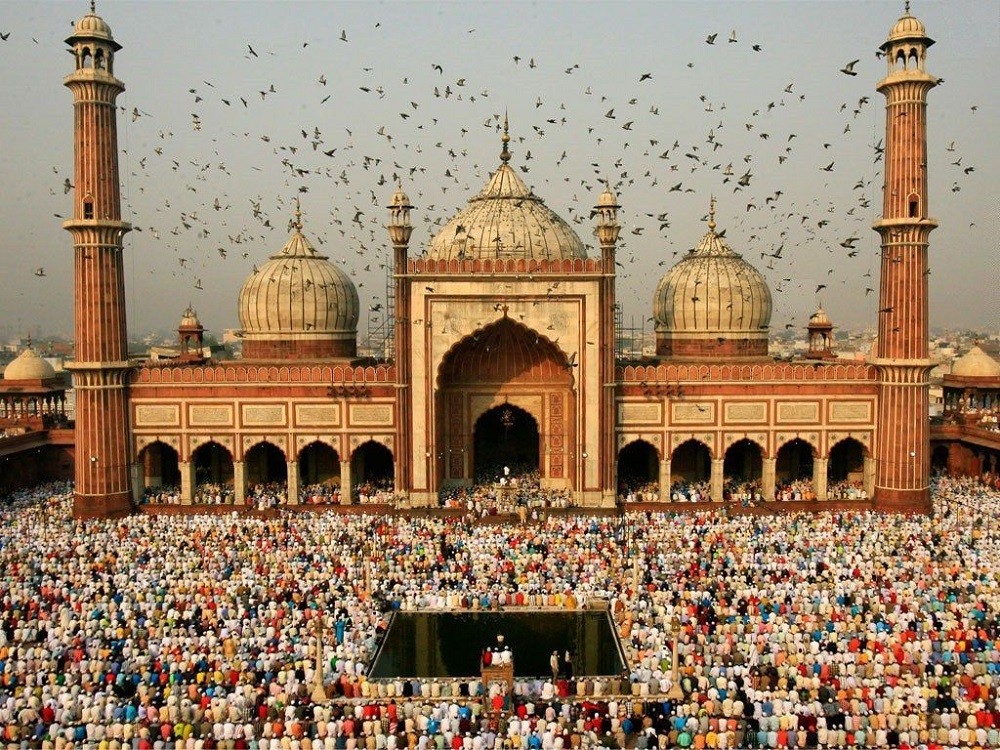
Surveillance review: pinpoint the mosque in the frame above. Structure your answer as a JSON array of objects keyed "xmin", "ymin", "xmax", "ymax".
[{"xmin": 52, "ymin": 5, "xmax": 953, "ymax": 517}]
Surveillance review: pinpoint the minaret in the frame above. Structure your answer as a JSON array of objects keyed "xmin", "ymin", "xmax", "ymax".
[
  {"xmin": 64, "ymin": 3, "xmax": 134, "ymax": 518},
  {"xmin": 594, "ymin": 183, "xmax": 621, "ymax": 506},
  {"xmin": 872, "ymin": 3, "xmax": 937, "ymax": 513}
]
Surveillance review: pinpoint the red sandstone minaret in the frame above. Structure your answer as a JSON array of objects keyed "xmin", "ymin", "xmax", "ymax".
[
  {"xmin": 64, "ymin": 3, "xmax": 134, "ymax": 518},
  {"xmin": 872, "ymin": 3, "xmax": 937, "ymax": 513}
]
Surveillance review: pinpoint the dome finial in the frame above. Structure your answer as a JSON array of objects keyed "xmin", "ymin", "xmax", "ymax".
[
  {"xmin": 707, "ymin": 195, "xmax": 717, "ymax": 232},
  {"xmin": 293, "ymin": 196, "xmax": 303, "ymax": 232},
  {"xmin": 90, "ymin": 0, "xmax": 96, "ymax": 14},
  {"xmin": 500, "ymin": 110, "xmax": 511, "ymax": 163},
  {"xmin": 904, "ymin": 0, "xmax": 911, "ymax": 15}
]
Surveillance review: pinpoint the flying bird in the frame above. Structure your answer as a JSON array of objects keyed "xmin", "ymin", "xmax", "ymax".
[
  {"xmin": 840, "ymin": 59, "xmax": 860, "ymax": 76},
  {"xmin": 34, "ymin": 268, "xmax": 45, "ymax": 277},
  {"xmin": 705, "ymin": 33, "xmax": 718, "ymax": 45}
]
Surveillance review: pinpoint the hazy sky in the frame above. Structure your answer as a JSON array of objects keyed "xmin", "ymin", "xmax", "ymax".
[{"xmin": 1, "ymin": 0, "xmax": 996, "ymax": 342}]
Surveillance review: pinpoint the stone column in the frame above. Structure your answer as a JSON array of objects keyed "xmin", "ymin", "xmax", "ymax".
[
  {"xmin": 233, "ymin": 461, "xmax": 246, "ymax": 505},
  {"xmin": 287, "ymin": 461, "xmax": 299, "ymax": 506},
  {"xmin": 659, "ymin": 458, "xmax": 671, "ymax": 502},
  {"xmin": 813, "ymin": 457, "xmax": 828, "ymax": 502},
  {"xmin": 339, "ymin": 460, "xmax": 352, "ymax": 504},
  {"xmin": 710, "ymin": 458, "xmax": 724, "ymax": 503},
  {"xmin": 863, "ymin": 455, "xmax": 875, "ymax": 498},
  {"xmin": 180, "ymin": 461, "xmax": 194, "ymax": 505},
  {"xmin": 762, "ymin": 457, "xmax": 777, "ymax": 501}
]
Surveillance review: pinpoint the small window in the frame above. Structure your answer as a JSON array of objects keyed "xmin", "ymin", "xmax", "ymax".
[
  {"xmin": 83, "ymin": 201, "xmax": 94, "ymax": 220},
  {"xmin": 908, "ymin": 194, "xmax": 919, "ymax": 218}
]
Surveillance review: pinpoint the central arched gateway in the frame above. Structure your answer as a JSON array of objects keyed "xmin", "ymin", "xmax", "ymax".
[
  {"xmin": 437, "ymin": 316, "xmax": 575, "ymax": 490},
  {"xmin": 473, "ymin": 404, "xmax": 540, "ymax": 482}
]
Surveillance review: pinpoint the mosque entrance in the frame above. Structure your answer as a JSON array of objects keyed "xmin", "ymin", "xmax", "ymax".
[
  {"xmin": 437, "ymin": 317, "xmax": 575, "ymax": 490},
  {"xmin": 369, "ymin": 610, "xmax": 625, "ymax": 679},
  {"xmin": 473, "ymin": 405, "xmax": 540, "ymax": 483}
]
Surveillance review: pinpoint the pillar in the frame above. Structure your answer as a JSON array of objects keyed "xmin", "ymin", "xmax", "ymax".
[
  {"xmin": 813, "ymin": 457, "xmax": 828, "ymax": 502},
  {"xmin": 762, "ymin": 457, "xmax": 776, "ymax": 501},
  {"xmin": 863, "ymin": 456, "xmax": 875, "ymax": 498},
  {"xmin": 233, "ymin": 461, "xmax": 246, "ymax": 505},
  {"xmin": 659, "ymin": 458, "xmax": 671, "ymax": 502},
  {"xmin": 287, "ymin": 461, "xmax": 299, "ymax": 505},
  {"xmin": 180, "ymin": 461, "xmax": 194, "ymax": 505},
  {"xmin": 340, "ymin": 460, "xmax": 352, "ymax": 504},
  {"xmin": 710, "ymin": 458, "xmax": 724, "ymax": 503}
]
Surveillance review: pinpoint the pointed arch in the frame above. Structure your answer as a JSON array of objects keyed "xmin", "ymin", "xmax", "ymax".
[
  {"xmin": 724, "ymin": 438, "xmax": 763, "ymax": 483},
  {"xmin": 352, "ymin": 439, "xmax": 394, "ymax": 494},
  {"xmin": 245, "ymin": 440, "xmax": 287, "ymax": 485},
  {"xmin": 775, "ymin": 438, "xmax": 815, "ymax": 483},
  {"xmin": 191, "ymin": 440, "xmax": 234, "ymax": 499},
  {"xmin": 617, "ymin": 439, "xmax": 659, "ymax": 496},
  {"xmin": 438, "ymin": 316, "xmax": 574, "ymax": 386},
  {"xmin": 671, "ymin": 438, "xmax": 712, "ymax": 482},
  {"xmin": 138, "ymin": 441, "xmax": 180, "ymax": 490},
  {"xmin": 828, "ymin": 437, "xmax": 866, "ymax": 485},
  {"xmin": 298, "ymin": 440, "xmax": 341, "ymax": 486}
]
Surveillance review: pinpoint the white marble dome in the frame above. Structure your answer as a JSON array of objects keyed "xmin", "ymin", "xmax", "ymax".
[
  {"xmin": 952, "ymin": 345, "xmax": 1000, "ymax": 379},
  {"xmin": 3, "ymin": 346, "xmax": 56, "ymax": 381},
  {"xmin": 654, "ymin": 209, "xmax": 772, "ymax": 355},
  {"xmin": 238, "ymin": 221, "xmax": 359, "ymax": 344},
  {"xmin": 426, "ymin": 132, "xmax": 585, "ymax": 262}
]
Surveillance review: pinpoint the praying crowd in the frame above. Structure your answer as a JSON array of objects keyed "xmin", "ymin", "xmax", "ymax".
[{"xmin": 1, "ymin": 474, "xmax": 1000, "ymax": 748}]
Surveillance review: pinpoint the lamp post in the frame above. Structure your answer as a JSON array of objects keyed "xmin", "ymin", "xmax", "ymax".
[
  {"xmin": 667, "ymin": 615, "xmax": 684, "ymax": 701},
  {"xmin": 389, "ymin": 187, "xmax": 414, "ymax": 498},
  {"xmin": 312, "ymin": 613, "xmax": 326, "ymax": 703}
]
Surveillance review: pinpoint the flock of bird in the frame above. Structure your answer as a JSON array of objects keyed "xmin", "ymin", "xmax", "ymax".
[{"xmin": 1, "ymin": 5, "xmax": 986, "ymax": 338}]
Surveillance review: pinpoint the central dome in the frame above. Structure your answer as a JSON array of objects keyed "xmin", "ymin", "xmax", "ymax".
[
  {"xmin": 654, "ymin": 202, "xmax": 772, "ymax": 360},
  {"xmin": 426, "ymin": 122, "xmax": 586, "ymax": 262},
  {"xmin": 238, "ymin": 208, "xmax": 359, "ymax": 360}
]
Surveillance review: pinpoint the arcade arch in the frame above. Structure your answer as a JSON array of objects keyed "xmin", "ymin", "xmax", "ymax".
[
  {"xmin": 617, "ymin": 439, "xmax": 659, "ymax": 495},
  {"xmin": 352, "ymin": 440, "xmax": 394, "ymax": 493},
  {"xmin": 138, "ymin": 441, "xmax": 180, "ymax": 489},
  {"xmin": 299, "ymin": 441, "xmax": 341, "ymax": 486},
  {"xmin": 724, "ymin": 439, "xmax": 763, "ymax": 484},
  {"xmin": 245, "ymin": 441, "xmax": 287, "ymax": 486}
]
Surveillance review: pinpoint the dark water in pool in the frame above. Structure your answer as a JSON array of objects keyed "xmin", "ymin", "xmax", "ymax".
[{"xmin": 369, "ymin": 610, "xmax": 625, "ymax": 678}]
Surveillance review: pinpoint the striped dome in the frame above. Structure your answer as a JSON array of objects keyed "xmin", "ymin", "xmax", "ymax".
[
  {"xmin": 654, "ymin": 206, "xmax": 772, "ymax": 359},
  {"xmin": 426, "ymin": 140, "xmax": 585, "ymax": 262},
  {"xmin": 238, "ymin": 217, "xmax": 359, "ymax": 359}
]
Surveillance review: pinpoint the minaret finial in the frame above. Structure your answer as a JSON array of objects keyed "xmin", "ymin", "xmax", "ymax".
[
  {"xmin": 90, "ymin": 0, "xmax": 96, "ymax": 14},
  {"xmin": 707, "ymin": 195, "xmax": 717, "ymax": 232},
  {"xmin": 293, "ymin": 196, "xmax": 303, "ymax": 232},
  {"xmin": 904, "ymin": 0, "xmax": 911, "ymax": 14},
  {"xmin": 500, "ymin": 111, "xmax": 511, "ymax": 163}
]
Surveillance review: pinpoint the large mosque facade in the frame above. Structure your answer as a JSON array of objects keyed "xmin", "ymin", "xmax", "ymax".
[{"xmin": 63, "ymin": 7, "xmax": 940, "ymax": 518}]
